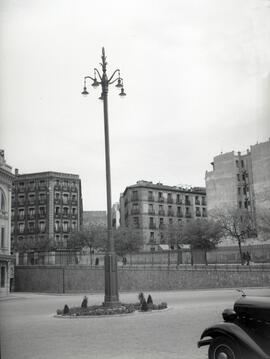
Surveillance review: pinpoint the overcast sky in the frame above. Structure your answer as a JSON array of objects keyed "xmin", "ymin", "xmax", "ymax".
[{"xmin": 1, "ymin": 0, "xmax": 270, "ymax": 210}]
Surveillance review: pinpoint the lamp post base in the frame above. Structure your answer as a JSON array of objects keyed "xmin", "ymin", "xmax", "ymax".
[{"xmin": 103, "ymin": 253, "xmax": 120, "ymax": 307}]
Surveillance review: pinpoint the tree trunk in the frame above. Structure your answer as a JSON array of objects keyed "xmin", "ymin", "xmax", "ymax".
[{"xmin": 238, "ymin": 238, "xmax": 244, "ymax": 265}]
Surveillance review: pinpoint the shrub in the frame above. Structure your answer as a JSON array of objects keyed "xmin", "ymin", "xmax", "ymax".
[
  {"xmin": 81, "ymin": 296, "xmax": 88, "ymax": 309},
  {"xmin": 138, "ymin": 292, "xmax": 145, "ymax": 305},
  {"xmin": 147, "ymin": 294, "xmax": 153, "ymax": 305},
  {"xmin": 56, "ymin": 309, "xmax": 62, "ymax": 315},
  {"xmin": 141, "ymin": 298, "xmax": 148, "ymax": 312},
  {"xmin": 63, "ymin": 304, "xmax": 70, "ymax": 314}
]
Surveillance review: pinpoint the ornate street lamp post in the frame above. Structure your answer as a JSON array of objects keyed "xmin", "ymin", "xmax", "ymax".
[{"xmin": 81, "ymin": 48, "xmax": 126, "ymax": 306}]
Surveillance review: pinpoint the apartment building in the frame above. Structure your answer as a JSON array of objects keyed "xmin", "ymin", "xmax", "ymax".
[
  {"xmin": 120, "ymin": 180, "xmax": 207, "ymax": 251},
  {"xmin": 11, "ymin": 170, "xmax": 83, "ymax": 249},
  {"xmin": 0, "ymin": 150, "xmax": 14, "ymax": 296},
  {"xmin": 205, "ymin": 139, "xmax": 270, "ymax": 236}
]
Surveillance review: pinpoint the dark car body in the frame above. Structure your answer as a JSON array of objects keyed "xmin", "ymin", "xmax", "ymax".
[{"xmin": 198, "ymin": 296, "xmax": 270, "ymax": 359}]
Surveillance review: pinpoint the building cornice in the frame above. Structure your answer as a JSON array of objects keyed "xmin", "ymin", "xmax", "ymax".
[
  {"xmin": 123, "ymin": 182, "xmax": 206, "ymax": 196},
  {"xmin": 13, "ymin": 171, "xmax": 80, "ymax": 181}
]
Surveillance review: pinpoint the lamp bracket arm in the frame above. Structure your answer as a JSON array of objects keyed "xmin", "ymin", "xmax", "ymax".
[
  {"xmin": 108, "ymin": 69, "xmax": 120, "ymax": 83},
  {"xmin": 84, "ymin": 76, "xmax": 95, "ymax": 82},
  {"xmin": 109, "ymin": 77, "xmax": 123, "ymax": 85},
  {"xmin": 94, "ymin": 68, "xmax": 102, "ymax": 81}
]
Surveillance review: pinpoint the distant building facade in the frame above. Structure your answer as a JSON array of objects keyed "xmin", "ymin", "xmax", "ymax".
[
  {"xmin": 205, "ymin": 139, "xmax": 270, "ymax": 236},
  {"xmin": 120, "ymin": 180, "xmax": 207, "ymax": 251},
  {"xmin": 0, "ymin": 150, "xmax": 14, "ymax": 296},
  {"xmin": 11, "ymin": 171, "xmax": 83, "ymax": 249},
  {"xmin": 83, "ymin": 211, "xmax": 107, "ymax": 228}
]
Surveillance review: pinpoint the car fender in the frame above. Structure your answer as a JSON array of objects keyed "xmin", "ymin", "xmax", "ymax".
[{"xmin": 200, "ymin": 322, "xmax": 269, "ymax": 359}]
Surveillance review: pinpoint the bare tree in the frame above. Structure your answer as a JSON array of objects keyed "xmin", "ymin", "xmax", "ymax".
[
  {"xmin": 113, "ymin": 227, "xmax": 143, "ymax": 257},
  {"xmin": 212, "ymin": 208, "xmax": 255, "ymax": 264}
]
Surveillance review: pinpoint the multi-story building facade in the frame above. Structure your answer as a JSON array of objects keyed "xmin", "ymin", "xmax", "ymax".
[
  {"xmin": 120, "ymin": 180, "xmax": 207, "ymax": 251},
  {"xmin": 11, "ymin": 171, "xmax": 83, "ymax": 249},
  {"xmin": 0, "ymin": 150, "xmax": 14, "ymax": 296},
  {"xmin": 205, "ymin": 139, "xmax": 270, "ymax": 236}
]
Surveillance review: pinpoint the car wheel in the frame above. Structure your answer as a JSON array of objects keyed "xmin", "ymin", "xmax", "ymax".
[{"xmin": 208, "ymin": 336, "xmax": 241, "ymax": 359}]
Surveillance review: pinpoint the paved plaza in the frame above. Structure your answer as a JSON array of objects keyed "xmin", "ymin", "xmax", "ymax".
[{"xmin": 1, "ymin": 288, "xmax": 269, "ymax": 359}]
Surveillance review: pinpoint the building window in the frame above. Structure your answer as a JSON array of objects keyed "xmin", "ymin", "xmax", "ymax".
[
  {"xmin": 55, "ymin": 221, "xmax": 60, "ymax": 231},
  {"xmin": 28, "ymin": 222, "xmax": 35, "ymax": 232},
  {"xmin": 148, "ymin": 191, "xmax": 154, "ymax": 201},
  {"xmin": 167, "ymin": 193, "xmax": 173, "ymax": 203},
  {"xmin": 242, "ymin": 173, "xmax": 246, "ymax": 181},
  {"xmin": 238, "ymin": 187, "xmax": 241, "ymax": 195},
  {"xmin": 0, "ymin": 190, "xmax": 5, "ymax": 211},
  {"xmin": 133, "ymin": 217, "xmax": 139, "ymax": 228},
  {"xmin": 239, "ymin": 201, "xmax": 242, "ymax": 208},
  {"xmin": 158, "ymin": 192, "xmax": 164, "ymax": 202},
  {"xmin": 71, "ymin": 194, "xmax": 77, "ymax": 202},
  {"xmin": 55, "ymin": 207, "xmax": 60, "ymax": 215},
  {"xmin": 176, "ymin": 194, "xmax": 181, "ymax": 204},
  {"xmin": 39, "ymin": 206, "xmax": 46, "ymax": 215},
  {"xmin": 202, "ymin": 208, "xmax": 207, "ymax": 217},
  {"xmin": 62, "ymin": 193, "xmax": 69, "ymax": 204},
  {"xmin": 235, "ymin": 160, "xmax": 239, "ymax": 167},
  {"xmin": 28, "ymin": 193, "xmax": 35, "ymax": 203},
  {"xmin": 18, "ymin": 194, "xmax": 25, "ymax": 205},
  {"xmin": 169, "ymin": 218, "xmax": 173, "ymax": 225},
  {"xmin": 1, "ymin": 227, "xmax": 5, "ymax": 248},
  {"xmin": 241, "ymin": 160, "xmax": 244, "ymax": 168},
  {"xmin": 1, "ymin": 267, "xmax": 5, "ymax": 288},
  {"xmin": 63, "ymin": 221, "xmax": 69, "ymax": 232},
  {"xmin": 72, "ymin": 207, "xmax": 77, "ymax": 215},
  {"xmin": 39, "ymin": 221, "xmax": 45, "ymax": 232},
  {"xmin": 63, "ymin": 207, "xmax": 69, "ymax": 215},
  {"xmin": 237, "ymin": 174, "xmax": 240, "ymax": 181},
  {"xmin": 131, "ymin": 190, "xmax": 138, "ymax": 201},
  {"xmin": 29, "ymin": 207, "xmax": 35, "ymax": 217},
  {"xmin": 150, "ymin": 232, "xmax": 155, "ymax": 243},
  {"xmin": 18, "ymin": 208, "xmax": 25, "ymax": 220},
  {"xmin": 72, "ymin": 221, "xmax": 77, "ymax": 230},
  {"xmin": 148, "ymin": 203, "xmax": 154, "ymax": 214},
  {"xmin": 18, "ymin": 223, "xmax": 25, "ymax": 233},
  {"xmin": 55, "ymin": 192, "xmax": 60, "ymax": 199}
]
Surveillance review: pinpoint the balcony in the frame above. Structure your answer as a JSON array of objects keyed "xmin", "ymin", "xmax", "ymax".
[
  {"xmin": 148, "ymin": 210, "xmax": 155, "ymax": 215},
  {"xmin": 38, "ymin": 184, "xmax": 47, "ymax": 191},
  {"xmin": 158, "ymin": 210, "xmax": 165, "ymax": 216},
  {"xmin": 54, "ymin": 198, "xmax": 61, "ymax": 204},
  {"xmin": 131, "ymin": 195, "xmax": 139, "ymax": 202},
  {"xmin": 158, "ymin": 197, "xmax": 164, "ymax": 203},
  {"xmin": 196, "ymin": 212, "xmax": 201, "ymax": 217},
  {"xmin": 148, "ymin": 196, "xmax": 154, "ymax": 202},
  {"xmin": 195, "ymin": 200, "xmax": 200, "ymax": 205},
  {"xmin": 18, "ymin": 200, "xmax": 25, "ymax": 206},
  {"xmin": 167, "ymin": 197, "xmax": 173, "ymax": 204},
  {"xmin": 39, "ymin": 199, "xmax": 46, "ymax": 204},
  {"xmin": 202, "ymin": 212, "xmax": 207, "ymax": 217},
  {"xmin": 185, "ymin": 200, "xmax": 191, "ymax": 206},
  {"xmin": 159, "ymin": 224, "xmax": 165, "ymax": 230},
  {"xmin": 17, "ymin": 215, "xmax": 25, "ymax": 220},
  {"xmin": 176, "ymin": 199, "xmax": 183, "ymax": 205},
  {"xmin": 54, "ymin": 213, "xmax": 61, "ymax": 219},
  {"xmin": 131, "ymin": 208, "xmax": 140, "ymax": 215},
  {"xmin": 71, "ymin": 214, "xmax": 77, "ymax": 219},
  {"xmin": 18, "ymin": 187, "xmax": 26, "ymax": 193},
  {"xmin": 202, "ymin": 201, "xmax": 207, "ymax": 206},
  {"xmin": 149, "ymin": 223, "xmax": 156, "ymax": 229},
  {"xmin": 62, "ymin": 185, "xmax": 70, "ymax": 191},
  {"xmin": 28, "ymin": 214, "xmax": 35, "ymax": 220},
  {"xmin": 39, "ymin": 213, "xmax": 46, "ymax": 219},
  {"xmin": 177, "ymin": 212, "xmax": 183, "ymax": 218},
  {"xmin": 62, "ymin": 213, "xmax": 70, "ymax": 219},
  {"xmin": 168, "ymin": 211, "xmax": 174, "ymax": 217},
  {"xmin": 71, "ymin": 186, "xmax": 77, "ymax": 192},
  {"xmin": 71, "ymin": 200, "xmax": 77, "ymax": 205},
  {"xmin": 185, "ymin": 213, "xmax": 192, "ymax": 218}
]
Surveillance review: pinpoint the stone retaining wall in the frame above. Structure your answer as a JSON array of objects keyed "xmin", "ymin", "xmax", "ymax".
[{"xmin": 15, "ymin": 264, "xmax": 270, "ymax": 293}]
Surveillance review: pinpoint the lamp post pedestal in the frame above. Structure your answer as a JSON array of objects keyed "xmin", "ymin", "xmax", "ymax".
[{"xmin": 104, "ymin": 252, "xmax": 119, "ymax": 306}]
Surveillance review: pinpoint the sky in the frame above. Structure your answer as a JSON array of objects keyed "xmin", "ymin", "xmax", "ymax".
[{"xmin": 1, "ymin": 0, "xmax": 270, "ymax": 210}]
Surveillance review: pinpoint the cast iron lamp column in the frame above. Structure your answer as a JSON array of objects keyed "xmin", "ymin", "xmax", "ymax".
[{"xmin": 81, "ymin": 47, "xmax": 126, "ymax": 306}]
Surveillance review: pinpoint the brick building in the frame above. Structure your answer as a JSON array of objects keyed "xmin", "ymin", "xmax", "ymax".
[
  {"xmin": 11, "ymin": 171, "xmax": 83, "ymax": 249},
  {"xmin": 0, "ymin": 150, "xmax": 14, "ymax": 296},
  {"xmin": 120, "ymin": 180, "xmax": 207, "ymax": 251},
  {"xmin": 205, "ymin": 139, "xmax": 270, "ymax": 237}
]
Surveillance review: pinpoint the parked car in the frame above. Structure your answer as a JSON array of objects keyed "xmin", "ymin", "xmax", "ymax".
[{"xmin": 198, "ymin": 294, "xmax": 270, "ymax": 359}]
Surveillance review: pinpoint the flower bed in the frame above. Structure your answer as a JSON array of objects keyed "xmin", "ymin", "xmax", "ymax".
[{"xmin": 56, "ymin": 293, "xmax": 168, "ymax": 317}]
